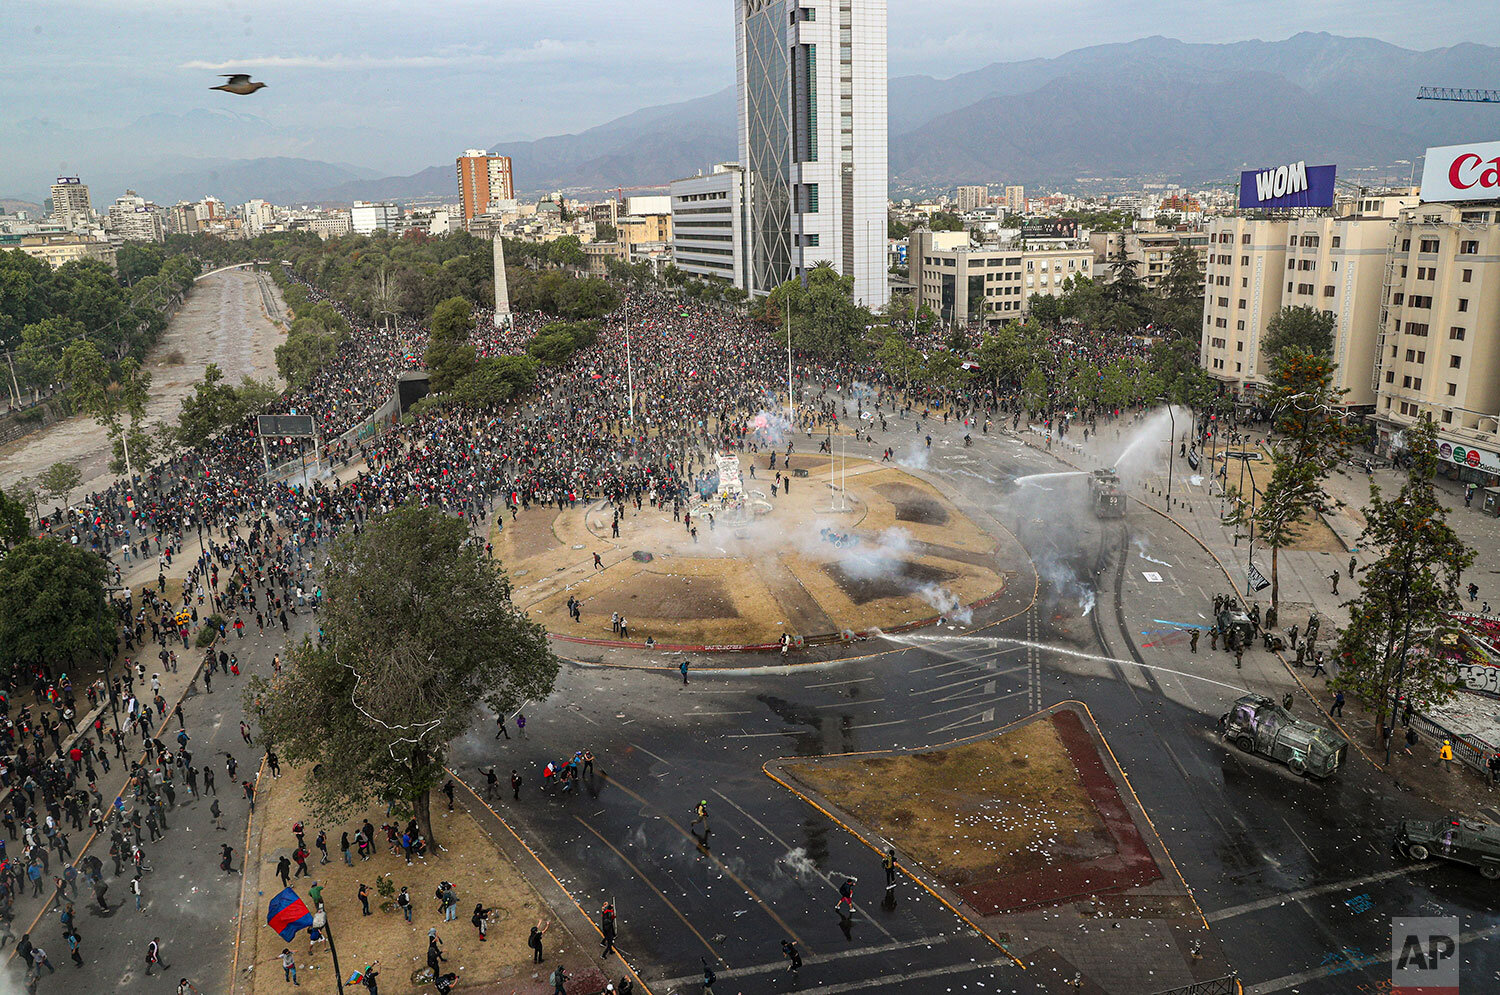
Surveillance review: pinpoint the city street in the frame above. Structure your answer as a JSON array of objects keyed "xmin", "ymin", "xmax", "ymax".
[{"xmin": 450, "ymin": 409, "xmax": 1500, "ymax": 994}]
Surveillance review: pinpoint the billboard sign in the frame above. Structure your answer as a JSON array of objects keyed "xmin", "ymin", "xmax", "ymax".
[
  {"xmin": 1237, "ymin": 161, "xmax": 1337, "ymax": 209},
  {"xmin": 54, "ymin": 176, "xmax": 81, "ymax": 185},
  {"xmin": 1437, "ymin": 439, "xmax": 1500, "ymax": 474},
  {"xmin": 1421, "ymin": 140, "xmax": 1500, "ymax": 202}
]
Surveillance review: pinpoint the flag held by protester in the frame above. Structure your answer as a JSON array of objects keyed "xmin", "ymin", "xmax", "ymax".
[{"xmin": 267, "ymin": 887, "xmax": 315, "ymax": 940}]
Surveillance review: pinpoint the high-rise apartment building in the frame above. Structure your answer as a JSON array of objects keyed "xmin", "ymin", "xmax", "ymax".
[
  {"xmin": 956, "ymin": 186, "xmax": 988, "ymax": 212},
  {"xmin": 456, "ymin": 150, "xmax": 515, "ymax": 222},
  {"xmin": 106, "ymin": 193, "xmax": 166, "ymax": 243},
  {"xmin": 351, "ymin": 201, "xmax": 399, "ymax": 234},
  {"xmin": 243, "ymin": 199, "xmax": 275, "ymax": 235},
  {"xmin": 735, "ymin": 0, "xmax": 888, "ymax": 308},
  {"xmin": 1199, "ymin": 194, "xmax": 1417, "ymax": 408},
  {"xmin": 671, "ymin": 163, "xmax": 748, "ymax": 287},
  {"xmin": 1372, "ymin": 201, "xmax": 1500, "ymax": 476},
  {"xmin": 1004, "ymin": 185, "xmax": 1026, "ymax": 213},
  {"xmin": 50, "ymin": 177, "xmax": 92, "ymax": 229}
]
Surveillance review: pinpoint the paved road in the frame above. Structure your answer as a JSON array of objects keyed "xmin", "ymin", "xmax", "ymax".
[
  {"xmin": 0, "ymin": 533, "xmax": 313, "ymax": 994},
  {"xmin": 450, "ymin": 407, "xmax": 1500, "ymax": 995}
]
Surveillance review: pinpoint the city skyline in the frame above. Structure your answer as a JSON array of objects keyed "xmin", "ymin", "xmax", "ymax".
[{"xmin": 2, "ymin": 0, "xmax": 1497, "ymax": 198}]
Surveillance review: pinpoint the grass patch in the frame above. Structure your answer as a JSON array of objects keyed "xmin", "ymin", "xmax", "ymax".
[{"xmin": 782, "ymin": 718, "xmax": 1110, "ymax": 888}]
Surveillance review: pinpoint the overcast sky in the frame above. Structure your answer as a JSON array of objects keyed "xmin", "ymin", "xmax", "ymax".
[{"xmin": 3, "ymin": 0, "xmax": 1497, "ymax": 187}]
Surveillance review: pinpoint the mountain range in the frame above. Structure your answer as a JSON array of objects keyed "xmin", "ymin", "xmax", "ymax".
[{"xmin": 8, "ymin": 33, "xmax": 1499, "ymax": 206}]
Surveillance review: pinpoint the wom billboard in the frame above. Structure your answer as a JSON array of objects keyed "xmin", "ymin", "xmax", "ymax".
[
  {"xmin": 1238, "ymin": 161, "xmax": 1337, "ymax": 209},
  {"xmin": 1422, "ymin": 140, "xmax": 1500, "ymax": 202}
]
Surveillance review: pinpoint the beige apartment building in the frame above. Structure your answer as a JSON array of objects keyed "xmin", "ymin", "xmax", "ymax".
[
  {"xmin": 956, "ymin": 186, "xmax": 989, "ymax": 212},
  {"xmin": 17, "ymin": 232, "xmax": 117, "ymax": 271},
  {"xmin": 1373, "ymin": 201, "xmax": 1500, "ymax": 484},
  {"xmin": 909, "ymin": 229, "xmax": 1092, "ymax": 325},
  {"xmin": 617, "ymin": 213, "xmax": 672, "ymax": 249},
  {"xmin": 1199, "ymin": 196, "xmax": 1415, "ymax": 408},
  {"xmin": 1090, "ymin": 230, "xmax": 1209, "ymax": 291}
]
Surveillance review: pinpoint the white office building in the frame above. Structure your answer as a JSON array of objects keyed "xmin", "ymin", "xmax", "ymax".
[
  {"xmin": 734, "ymin": 0, "xmax": 888, "ymax": 308},
  {"xmin": 351, "ymin": 200, "xmax": 399, "ymax": 234},
  {"xmin": 50, "ymin": 177, "xmax": 93, "ymax": 230},
  {"xmin": 670, "ymin": 163, "xmax": 747, "ymax": 287},
  {"xmin": 105, "ymin": 193, "xmax": 165, "ymax": 243},
  {"xmin": 243, "ymin": 199, "xmax": 275, "ymax": 235}
]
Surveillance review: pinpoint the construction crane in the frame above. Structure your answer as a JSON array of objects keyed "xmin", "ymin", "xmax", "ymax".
[{"xmin": 1417, "ymin": 86, "xmax": 1500, "ymax": 103}]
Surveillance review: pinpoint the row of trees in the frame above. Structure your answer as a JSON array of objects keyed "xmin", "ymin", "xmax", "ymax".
[
  {"xmin": 0, "ymin": 248, "xmax": 199, "ymax": 405},
  {"xmin": 169, "ymin": 230, "xmax": 618, "ymax": 331}
]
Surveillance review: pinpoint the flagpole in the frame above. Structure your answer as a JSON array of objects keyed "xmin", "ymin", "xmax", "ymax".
[{"xmin": 314, "ymin": 908, "xmax": 347, "ymax": 995}]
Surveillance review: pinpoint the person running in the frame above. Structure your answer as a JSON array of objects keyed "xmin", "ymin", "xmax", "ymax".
[
  {"xmin": 781, "ymin": 939, "xmax": 801, "ymax": 977},
  {"xmin": 691, "ymin": 800, "xmax": 708, "ymax": 833}
]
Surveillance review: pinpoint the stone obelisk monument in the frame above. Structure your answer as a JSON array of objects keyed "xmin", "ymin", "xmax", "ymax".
[{"xmin": 492, "ymin": 234, "xmax": 512, "ymax": 329}]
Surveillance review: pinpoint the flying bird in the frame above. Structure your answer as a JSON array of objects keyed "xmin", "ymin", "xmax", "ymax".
[{"xmin": 211, "ymin": 74, "xmax": 267, "ymax": 95}]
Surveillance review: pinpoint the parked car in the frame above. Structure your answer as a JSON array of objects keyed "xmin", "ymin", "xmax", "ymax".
[{"xmin": 1394, "ymin": 817, "xmax": 1500, "ymax": 879}]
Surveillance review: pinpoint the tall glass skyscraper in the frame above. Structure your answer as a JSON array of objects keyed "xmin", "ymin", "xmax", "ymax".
[{"xmin": 735, "ymin": 0, "xmax": 888, "ymax": 309}]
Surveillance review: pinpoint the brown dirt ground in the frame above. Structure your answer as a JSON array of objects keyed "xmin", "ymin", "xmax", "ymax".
[
  {"xmin": 782, "ymin": 720, "xmax": 1111, "ymax": 890},
  {"xmin": 494, "ymin": 457, "xmax": 1005, "ymax": 644},
  {"xmin": 247, "ymin": 766, "xmax": 593, "ymax": 995}
]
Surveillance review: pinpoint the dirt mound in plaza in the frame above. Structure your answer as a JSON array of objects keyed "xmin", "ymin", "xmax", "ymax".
[
  {"xmin": 584, "ymin": 572, "xmax": 737, "ymax": 620},
  {"xmin": 822, "ymin": 558, "xmax": 957, "ymax": 604},
  {"xmin": 875, "ymin": 482, "xmax": 950, "ymax": 526}
]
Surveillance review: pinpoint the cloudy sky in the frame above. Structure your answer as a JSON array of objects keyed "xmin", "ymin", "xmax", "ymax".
[{"xmin": 2, "ymin": 0, "xmax": 1495, "ymax": 194}]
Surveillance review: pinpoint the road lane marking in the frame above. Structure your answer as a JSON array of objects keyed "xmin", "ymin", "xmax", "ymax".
[
  {"xmin": 652, "ymin": 932, "xmax": 968, "ymax": 989},
  {"xmin": 708, "ymin": 788, "xmax": 898, "ymax": 944},
  {"xmin": 805, "ymin": 676, "xmax": 877, "ymax": 688},
  {"xmin": 603, "ymin": 776, "xmax": 812, "ymax": 953},
  {"xmin": 1206, "ymin": 865, "xmax": 1436, "ymax": 922},
  {"xmin": 572, "ymin": 815, "xmax": 726, "ymax": 967},
  {"xmin": 1243, "ymin": 922, "xmax": 1500, "ymax": 994},
  {"xmin": 815, "ymin": 698, "xmax": 886, "ymax": 709}
]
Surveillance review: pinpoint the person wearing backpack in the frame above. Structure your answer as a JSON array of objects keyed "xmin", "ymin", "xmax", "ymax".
[{"xmin": 550, "ymin": 964, "xmax": 568, "ymax": 995}]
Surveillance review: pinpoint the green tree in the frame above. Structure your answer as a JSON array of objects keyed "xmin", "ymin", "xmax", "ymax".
[
  {"xmin": 14, "ymin": 316, "xmax": 84, "ymax": 396},
  {"xmin": 61, "ymin": 339, "xmax": 151, "ymax": 482},
  {"xmin": 755, "ymin": 265, "xmax": 871, "ymax": 360},
  {"xmin": 423, "ymin": 297, "xmax": 478, "ymax": 392},
  {"xmin": 594, "ymin": 222, "xmax": 618, "ymax": 243},
  {"xmin": 1332, "ymin": 419, "xmax": 1474, "ymax": 741},
  {"xmin": 1108, "ymin": 240, "xmax": 1144, "ymax": 320},
  {"xmin": 0, "ymin": 486, "xmax": 28, "ymax": 548},
  {"xmin": 247, "ymin": 505, "xmax": 558, "ymax": 843},
  {"xmin": 115, "ymin": 243, "xmax": 165, "ymax": 287},
  {"xmin": 888, "ymin": 214, "xmax": 911, "ymax": 240},
  {"xmin": 1156, "ymin": 245, "xmax": 1205, "ymax": 339},
  {"xmin": 447, "ymin": 355, "xmax": 539, "ymax": 408},
  {"xmin": 547, "ymin": 236, "xmax": 585, "ymax": 269},
  {"xmin": 1263, "ymin": 305, "xmax": 1335, "ymax": 357},
  {"xmin": 0, "ymin": 249, "xmax": 54, "ymax": 351},
  {"xmin": 928, "ymin": 212, "xmax": 964, "ymax": 232},
  {"xmin": 1252, "ymin": 348, "xmax": 1350, "ymax": 608},
  {"xmin": 0, "ymin": 537, "xmax": 112, "ymax": 683},
  {"xmin": 275, "ymin": 315, "xmax": 342, "ymax": 388},
  {"xmin": 38, "ymin": 462, "xmax": 82, "ymax": 508}
]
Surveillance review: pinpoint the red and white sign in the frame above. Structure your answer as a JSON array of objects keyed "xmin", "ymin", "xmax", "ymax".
[{"xmin": 1421, "ymin": 141, "xmax": 1500, "ymax": 203}]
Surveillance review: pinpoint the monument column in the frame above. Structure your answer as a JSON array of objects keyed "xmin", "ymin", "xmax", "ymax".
[{"xmin": 492, "ymin": 234, "xmax": 511, "ymax": 329}]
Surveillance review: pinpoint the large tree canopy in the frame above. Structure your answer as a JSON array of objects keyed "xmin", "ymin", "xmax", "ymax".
[
  {"xmin": 0, "ymin": 537, "xmax": 112, "ymax": 682},
  {"xmin": 249, "ymin": 505, "xmax": 558, "ymax": 842}
]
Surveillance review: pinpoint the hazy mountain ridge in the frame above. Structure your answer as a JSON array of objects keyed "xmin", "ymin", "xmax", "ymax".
[{"xmin": 6, "ymin": 33, "xmax": 1496, "ymax": 205}]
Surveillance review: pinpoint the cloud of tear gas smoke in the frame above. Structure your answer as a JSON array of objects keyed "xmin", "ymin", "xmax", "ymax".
[
  {"xmin": 1133, "ymin": 535, "xmax": 1173, "ymax": 568},
  {"xmin": 747, "ymin": 408, "xmax": 793, "ymax": 448},
  {"xmin": 896, "ymin": 445, "xmax": 929, "ymax": 470},
  {"xmin": 782, "ymin": 846, "xmax": 819, "ymax": 881},
  {"xmin": 915, "ymin": 582, "xmax": 973, "ymax": 624}
]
